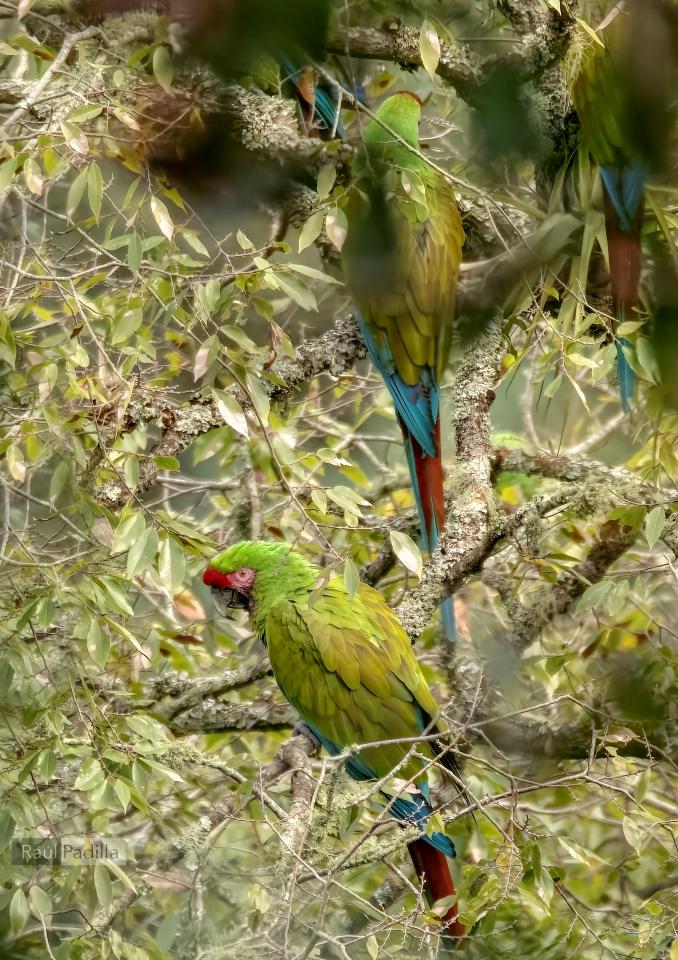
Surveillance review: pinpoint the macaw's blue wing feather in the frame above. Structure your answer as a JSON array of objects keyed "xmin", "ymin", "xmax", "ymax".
[{"xmin": 600, "ymin": 162, "xmax": 646, "ymax": 233}]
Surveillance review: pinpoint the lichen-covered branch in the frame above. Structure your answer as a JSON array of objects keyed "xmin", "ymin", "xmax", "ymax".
[
  {"xmin": 168, "ymin": 695, "xmax": 297, "ymax": 734},
  {"xmin": 326, "ymin": 25, "xmax": 482, "ymax": 103}
]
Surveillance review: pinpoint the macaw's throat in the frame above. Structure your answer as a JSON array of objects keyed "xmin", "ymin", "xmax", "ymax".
[
  {"xmin": 203, "ymin": 566, "xmax": 255, "ymax": 615},
  {"xmin": 211, "ymin": 586, "xmax": 250, "ymax": 615}
]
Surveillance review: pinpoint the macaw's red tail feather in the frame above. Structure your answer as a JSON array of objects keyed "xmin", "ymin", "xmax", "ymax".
[
  {"xmin": 408, "ymin": 839, "xmax": 465, "ymax": 946},
  {"xmin": 602, "ymin": 177, "xmax": 642, "ymax": 317},
  {"xmin": 399, "ymin": 417, "xmax": 456, "ymax": 639},
  {"xmin": 404, "ymin": 418, "xmax": 445, "ymax": 555},
  {"xmin": 607, "ymin": 224, "xmax": 642, "ymax": 317},
  {"xmin": 603, "ymin": 187, "xmax": 643, "ymax": 411}
]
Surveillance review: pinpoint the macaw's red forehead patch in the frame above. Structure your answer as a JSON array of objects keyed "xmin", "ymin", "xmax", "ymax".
[{"xmin": 202, "ymin": 567, "xmax": 233, "ymax": 589}]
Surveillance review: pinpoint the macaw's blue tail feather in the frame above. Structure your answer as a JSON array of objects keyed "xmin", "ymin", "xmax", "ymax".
[
  {"xmin": 278, "ymin": 54, "xmax": 347, "ymax": 139},
  {"xmin": 600, "ymin": 163, "xmax": 644, "ymax": 412},
  {"xmin": 616, "ymin": 336, "xmax": 634, "ymax": 413},
  {"xmin": 357, "ymin": 312, "xmax": 456, "ymax": 639},
  {"xmin": 600, "ymin": 162, "xmax": 645, "ymax": 233},
  {"xmin": 387, "ymin": 792, "xmax": 456, "ymax": 857}
]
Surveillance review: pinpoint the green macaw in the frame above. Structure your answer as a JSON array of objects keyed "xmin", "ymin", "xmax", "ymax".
[
  {"xmin": 203, "ymin": 540, "xmax": 465, "ymax": 942},
  {"xmin": 341, "ymin": 92, "xmax": 464, "ymax": 640},
  {"xmin": 569, "ymin": 0, "xmax": 678, "ymax": 410}
]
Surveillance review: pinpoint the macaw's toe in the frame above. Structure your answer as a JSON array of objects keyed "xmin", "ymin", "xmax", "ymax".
[{"xmin": 292, "ymin": 721, "xmax": 322, "ymax": 752}]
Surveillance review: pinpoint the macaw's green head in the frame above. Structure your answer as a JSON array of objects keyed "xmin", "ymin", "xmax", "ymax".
[
  {"xmin": 203, "ymin": 540, "xmax": 316, "ymax": 621},
  {"xmin": 363, "ymin": 91, "xmax": 422, "ymax": 151}
]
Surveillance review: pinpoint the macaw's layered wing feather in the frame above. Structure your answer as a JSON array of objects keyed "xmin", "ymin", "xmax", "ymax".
[
  {"xmin": 352, "ymin": 177, "xmax": 462, "ymax": 391},
  {"xmin": 264, "ymin": 577, "xmax": 455, "ymax": 851}
]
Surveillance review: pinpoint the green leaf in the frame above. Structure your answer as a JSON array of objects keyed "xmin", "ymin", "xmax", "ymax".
[
  {"xmin": 28, "ymin": 885, "xmax": 52, "ymax": 924},
  {"xmin": 23, "ymin": 157, "xmax": 43, "ymax": 196},
  {"xmin": 298, "ymin": 209, "xmax": 324, "ymax": 252},
  {"xmin": 69, "ymin": 103, "xmax": 103, "ymax": 123},
  {"xmin": 112, "ymin": 512, "xmax": 145, "ymax": 553},
  {"xmin": 159, "ymin": 536, "xmax": 186, "ymax": 593},
  {"xmin": 127, "ymin": 526, "xmax": 159, "ymax": 578},
  {"xmin": 420, "ymin": 19, "xmax": 441, "ymax": 78},
  {"xmin": 94, "ymin": 863, "xmax": 113, "ymax": 908},
  {"xmin": 366, "ymin": 935, "xmax": 379, "ymax": 960},
  {"xmin": 87, "ymin": 163, "xmax": 104, "ymax": 223},
  {"xmin": 0, "ymin": 157, "xmax": 17, "ymax": 191},
  {"xmin": 344, "ymin": 558, "xmax": 359, "ymax": 598},
  {"xmin": 49, "ymin": 459, "xmax": 70, "ymax": 503},
  {"xmin": 325, "ymin": 207, "xmax": 348, "ymax": 251},
  {"xmin": 152, "ymin": 45, "xmax": 173, "ymax": 92},
  {"xmin": 576, "ymin": 16, "xmax": 605, "ymax": 47},
  {"xmin": 317, "ymin": 163, "xmax": 336, "ymax": 199},
  {"xmin": 389, "ymin": 530, "xmax": 423, "ymax": 577},
  {"xmin": 245, "ymin": 373, "xmax": 270, "ymax": 426},
  {"xmin": 10, "ymin": 887, "xmax": 28, "ymax": 935},
  {"xmin": 622, "ymin": 814, "xmax": 642, "ymax": 853},
  {"xmin": 213, "ymin": 388, "xmax": 249, "ymax": 439},
  {"xmin": 67, "ymin": 166, "xmax": 88, "ymax": 218},
  {"xmin": 115, "ymin": 778, "xmax": 131, "ymax": 813},
  {"xmin": 271, "ymin": 272, "xmax": 317, "ymax": 311},
  {"xmin": 153, "ymin": 455, "xmax": 180, "ymax": 471},
  {"xmin": 87, "ymin": 618, "xmax": 110, "ymax": 666},
  {"xmin": 112, "ymin": 308, "xmax": 143, "ymax": 345},
  {"xmin": 128, "ymin": 232, "xmax": 143, "ymax": 272},
  {"xmin": 74, "ymin": 759, "xmax": 104, "ymax": 792},
  {"xmin": 644, "ymin": 506, "xmax": 665, "ymax": 549},
  {"xmin": 60, "ymin": 120, "xmax": 88, "ymax": 156},
  {"xmin": 150, "ymin": 196, "xmax": 173, "ymax": 241},
  {"xmin": 126, "ymin": 714, "xmax": 168, "ymax": 742}
]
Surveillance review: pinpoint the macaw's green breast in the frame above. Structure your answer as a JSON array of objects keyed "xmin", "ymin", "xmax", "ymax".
[
  {"xmin": 264, "ymin": 576, "xmax": 442, "ymax": 785},
  {"xmin": 343, "ymin": 162, "xmax": 463, "ymax": 387}
]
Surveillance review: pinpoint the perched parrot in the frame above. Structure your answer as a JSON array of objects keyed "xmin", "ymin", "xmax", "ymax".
[
  {"xmin": 203, "ymin": 540, "xmax": 466, "ymax": 943},
  {"xmin": 570, "ymin": 0, "xmax": 677, "ymax": 411},
  {"xmin": 341, "ymin": 93, "xmax": 464, "ymax": 640}
]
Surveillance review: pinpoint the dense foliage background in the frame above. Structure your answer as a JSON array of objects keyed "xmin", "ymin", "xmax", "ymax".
[{"xmin": 1, "ymin": 0, "xmax": 677, "ymax": 957}]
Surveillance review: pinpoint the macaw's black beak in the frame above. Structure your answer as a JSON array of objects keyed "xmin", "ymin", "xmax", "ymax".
[{"xmin": 211, "ymin": 586, "xmax": 250, "ymax": 617}]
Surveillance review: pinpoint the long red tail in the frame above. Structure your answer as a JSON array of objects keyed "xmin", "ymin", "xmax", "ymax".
[
  {"xmin": 408, "ymin": 839, "xmax": 465, "ymax": 946},
  {"xmin": 411, "ymin": 433, "xmax": 446, "ymax": 553},
  {"xmin": 606, "ymin": 216, "xmax": 642, "ymax": 317}
]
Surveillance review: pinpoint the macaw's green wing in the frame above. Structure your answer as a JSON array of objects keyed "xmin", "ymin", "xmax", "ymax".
[
  {"xmin": 344, "ymin": 170, "xmax": 463, "ymax": 388},
  {"xmin": 571, "ymin": 37, "xmax": 634, "ymax": 169},
  {"xmin": 265, "ymin": 576, "xmax": 441, "ymax": 786}
]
